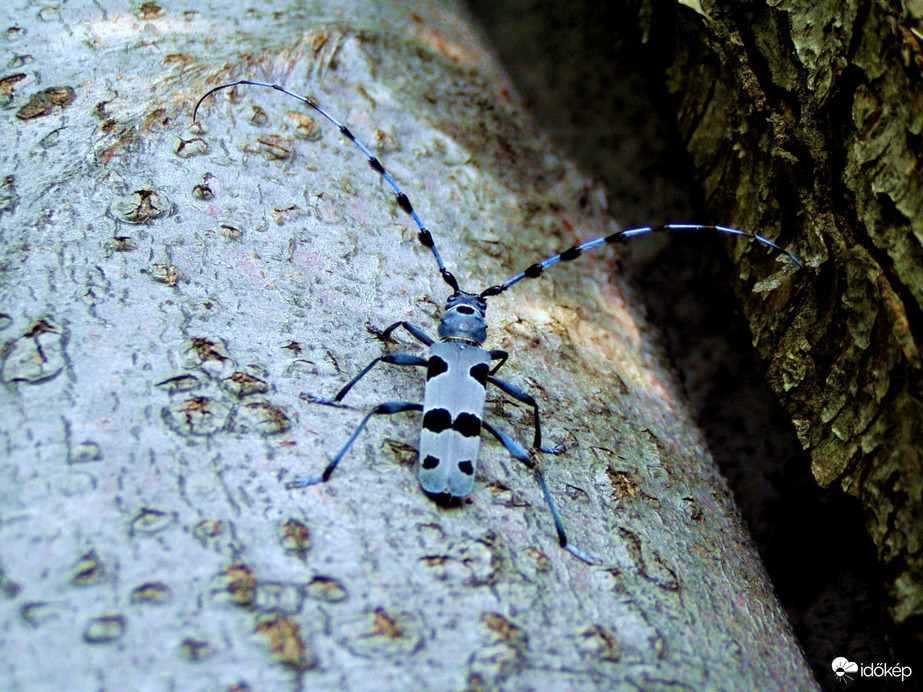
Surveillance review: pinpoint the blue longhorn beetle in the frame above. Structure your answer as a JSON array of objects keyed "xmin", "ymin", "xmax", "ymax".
[{"xmin": 194, "ymin": 80, "xmax": 804, "ymax": 564}]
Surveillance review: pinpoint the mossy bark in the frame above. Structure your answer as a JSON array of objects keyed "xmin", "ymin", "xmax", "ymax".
[{"xmin": 640, "ymin": 0, "xmax": 923, "ymax": 644}]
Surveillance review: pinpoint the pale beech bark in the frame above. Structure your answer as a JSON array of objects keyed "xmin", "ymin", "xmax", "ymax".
[{"xmin": 0, "ymin": 1, "xmax": 816, "ymax": 689}]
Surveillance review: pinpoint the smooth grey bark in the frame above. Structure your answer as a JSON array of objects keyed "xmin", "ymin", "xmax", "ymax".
[{"xmin": 0, "ymin": 1, "xmax": 816, "ymax": 690}]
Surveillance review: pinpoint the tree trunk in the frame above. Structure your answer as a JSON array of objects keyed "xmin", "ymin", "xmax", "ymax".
[
  {"xmin": 0, "ymin": 1, "xmax": 816, "ymax": 689},
  {"xmin": 641, "ymin": 0, "xmax": 923, "ymax": 661},
  {"xmin": 469, "ymin": 0, "xmax": 923, "ymax": 681}
]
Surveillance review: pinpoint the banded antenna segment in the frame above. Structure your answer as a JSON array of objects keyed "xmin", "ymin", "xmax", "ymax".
[
  {"xmin": 193, "ymin": 79, "xmax": 460, "ymax": 294},
  {"xmin": 479, "ymin": 223, "xmax": 805, "ymax": 299}
]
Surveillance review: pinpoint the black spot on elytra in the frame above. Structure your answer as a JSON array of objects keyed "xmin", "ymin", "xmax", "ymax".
[
  {"xmin": 422, "ymin": 408, "xmax": 451, "ymax": 433},
  {"xmin": 427, "ymin": 355, "xmax": 449, "ymax": 380},
  {"xmin": 422, "ymin": 455, "xmax": 440, "ymax": 470},
  {"xmin": 453, "ymin": 412, "xmax": 481, "ymax": 438},
  {"xmin": 458, "ymin": 460, "xmax": 474, "ymax": 475},
  {"xmin": 469, "ymin": 363, "xmax": 489, "ymax": 386}
]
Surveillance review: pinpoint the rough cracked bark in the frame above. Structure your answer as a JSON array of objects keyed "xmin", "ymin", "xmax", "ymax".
[
  {"xmin": 0, "ymin": 1, "xmax": 816, "ymax": 689},
  {"xmin": 630, "ymin": 0, "xmax": 923, "ymax": 649}
]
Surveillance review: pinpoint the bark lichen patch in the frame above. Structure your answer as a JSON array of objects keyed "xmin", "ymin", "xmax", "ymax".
[
  {"xmin": 0, "ymin": 318, "xmax": 66, "ymax": 385},
  {"xmin": 338, "ymin": 607, "xmax": 422, "ymax": 658},
  {"xmin": 15, "ymin": 86, "xmax": 75, "ymax": 120},
  {"xmin": 279, "ymin": 518, "xmax": 310, "ymax": 559},
  {"xmin": 113, "ymin": 189, "xmax": 170, "ymax": 224},
  {"xmin": 83, "ymin": 614, "xmax": 125, "ymax": 644},
  {"xmin": 254, "ymin": 612, "xmax": 314, "ymax": 670},
  {"xmin": 161, "ymin": 396, "xmax": 231, "ymax": 437}
]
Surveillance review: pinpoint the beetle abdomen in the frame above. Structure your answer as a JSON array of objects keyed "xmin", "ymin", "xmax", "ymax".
[{"xmin": 418, "ymin": 341, "xmax": 490, "ymax": 497}]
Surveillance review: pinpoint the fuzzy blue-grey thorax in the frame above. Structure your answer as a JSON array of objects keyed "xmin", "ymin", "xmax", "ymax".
[{"xmin": 437, "ymin": 292, "xmax": 488, "ymax": 345}]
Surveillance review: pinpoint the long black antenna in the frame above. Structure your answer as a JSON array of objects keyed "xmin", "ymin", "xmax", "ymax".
[
  {"xmin": 479, "ymin": 223, "xmax": 805, "ymax": 299},
  {"xmin": 193, "ymin": 79, "xmax": 460, "ymax": 294}
]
